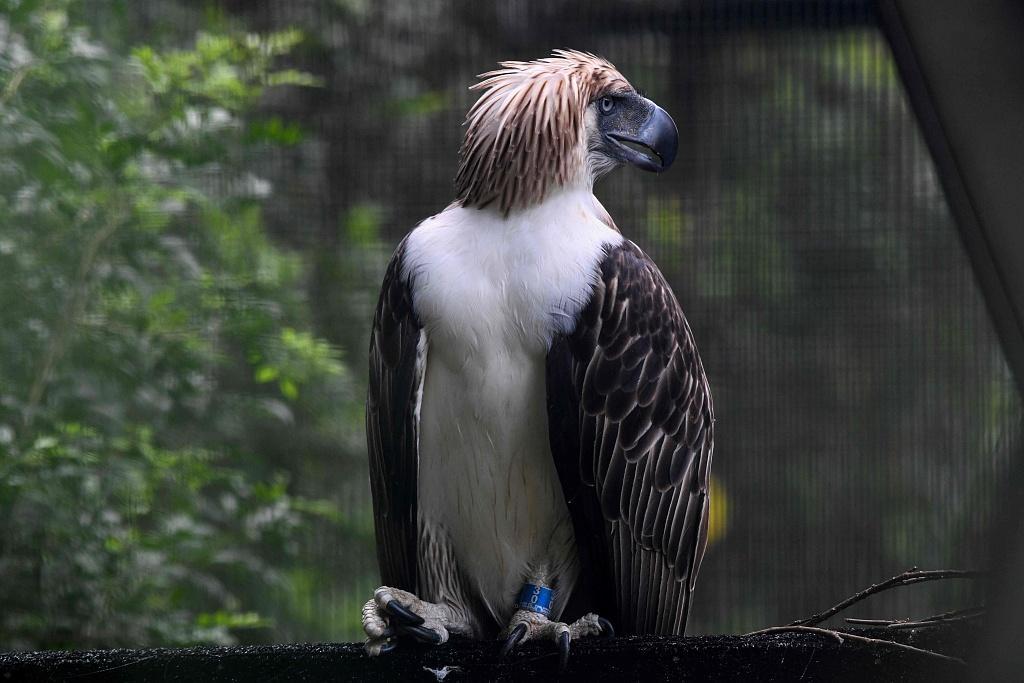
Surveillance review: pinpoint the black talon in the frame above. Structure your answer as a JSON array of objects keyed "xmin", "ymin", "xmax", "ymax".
[
  {"xmin": 557, "ymin": 631, "xmax": 570, "ymax": 671},
  {"xmin": 397, "ymin": 624, "xmax": 443, "ymax": 644},
  {"xmin": 384, "ymin": 600, "xmax": 425, "ymax": 626},
  {"xmin": 597, "ymin": 616, "xmax": 616, "ymax": 638},
  {"xmin": 501, "ymin": 623, "xmax": 527, "ymax": 658},
  {"xmin": 377, "ymin": 638, "xmax": 398, "ymax": 655}
]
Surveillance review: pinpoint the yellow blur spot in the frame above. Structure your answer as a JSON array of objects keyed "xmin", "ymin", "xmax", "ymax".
[{"xmin": 707, "ymin": 475, "xmax": 729, "ymax": 545}]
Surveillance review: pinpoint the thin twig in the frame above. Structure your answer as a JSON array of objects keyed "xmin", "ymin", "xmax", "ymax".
[
  {"xmin": 885, "ymin": 606, "xmax": 986, "ymax": 631},
  {"xmin": 845, "ymin": 606, "xmax": 986, "ymax": 628},
  {"xmin": 24, "ymin": 205, "xmax": 122, "ymax": 425},
  {"xmin": 844, "ymin": 618, "xmax": 900, "ymax": 626},
  {"xmin": 1, "ymin": 63, "xmax": 32, "ymax": 106},
  {"xmin": 745, "ymin": 625, "xmax": 967, "ymax": 667},
  {"xmin": 791, "ymin": 568, "xmax": 986, "ymax": 627},
  {"xmin": 913, "ymin": 605, "xmax": 986, "ymax": 624},
  {"xmin": 798, "ymin": 646, "xmax": 818, "ymax": 681},
  {"xmin": 68, "ymin": 654, "xmax": 158, "ymax": 678}
]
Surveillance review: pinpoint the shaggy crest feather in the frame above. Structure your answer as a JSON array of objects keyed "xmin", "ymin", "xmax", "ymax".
[{"xmin": 454, "ymin": 49, "xmax": 632, "ymax": 215}]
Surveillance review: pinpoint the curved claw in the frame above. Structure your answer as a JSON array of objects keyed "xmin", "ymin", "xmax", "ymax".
[
  {"xmin": 501, "ymin": 623, "xmax": 528, "ymax": 658},
  {"xmin": 557, "ymin": 630, "xmax": 570, "ymax": 671},
  {"xmin": 377, "ymin": 638, "xmax": 398, "ymax": 655},
  {"xmin": 597, "ymin": 616, "xmax": 616, "ymax": 638},
  {"xmin": 397, "ymin": 623, "xmax": 443, "ymax": 644},
  {"xmin": 384, "ymin": 600, "xmax": 425, "ymax": 626}
]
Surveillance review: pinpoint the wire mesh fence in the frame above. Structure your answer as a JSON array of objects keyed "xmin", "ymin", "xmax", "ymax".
[
  {"xmin": 4, "ymin": 0, "xmax": 1019, "ymax": 646},
  {"xmin": 238, "ymin": 0, "xmax": 1020, "ymax": 637}
]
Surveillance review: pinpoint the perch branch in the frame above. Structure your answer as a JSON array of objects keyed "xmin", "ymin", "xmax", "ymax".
[{"xmin": 790, "ymin": 567, "xmax": 985, "ymax": 627}]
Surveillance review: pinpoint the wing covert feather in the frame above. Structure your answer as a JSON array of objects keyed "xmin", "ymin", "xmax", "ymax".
[{"xmin": 547, "ymin": 240, "xmax": 714, "ymax": 635}]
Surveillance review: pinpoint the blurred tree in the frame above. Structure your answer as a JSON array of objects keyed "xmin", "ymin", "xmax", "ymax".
[{"xmin": 0, "ymin": 0, "xmax": 362, "ymax": 649}]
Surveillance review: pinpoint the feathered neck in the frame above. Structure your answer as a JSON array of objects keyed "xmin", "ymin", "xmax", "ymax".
[{"xmin": 454, "ymin": 50, "xmax": 631, "ymax": 216}]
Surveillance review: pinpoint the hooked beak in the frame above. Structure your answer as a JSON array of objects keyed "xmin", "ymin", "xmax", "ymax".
[{"xmin": 606, "ymin": 103, "xmax": 678, "ymax": 173}]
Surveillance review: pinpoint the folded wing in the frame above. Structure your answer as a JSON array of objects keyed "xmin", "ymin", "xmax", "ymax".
[
  {"xmin": 366, "ymin": 238, "xmax": 423, "ymax": 591},
  {"xmin": 546, "ymin": 240, "xmax": 714, "ymax": 634}
]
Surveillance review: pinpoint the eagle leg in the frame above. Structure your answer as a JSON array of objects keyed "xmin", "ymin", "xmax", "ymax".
[
  {"xmin": 499, "ymin": 610, "xmax": 614, "ymax": 669},
  {"xmin": 362, "ymin": 586, "xmax": 469, "ymax": 655}
]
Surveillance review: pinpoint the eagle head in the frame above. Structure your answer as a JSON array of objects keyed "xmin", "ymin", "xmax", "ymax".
[{"xmin": 455, "ymin": 49, "xmax": 679, "ymax": 215}]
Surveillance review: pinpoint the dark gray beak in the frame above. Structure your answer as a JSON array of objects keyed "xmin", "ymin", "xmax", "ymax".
[{"xmin": 607, "ymin": 102, "xmax": 678, "ymax": 173}]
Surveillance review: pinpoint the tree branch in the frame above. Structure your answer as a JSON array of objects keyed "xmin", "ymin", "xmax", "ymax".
[
  {"xmin": 745, "ymin": 625, "xmax": 968, "ymax": 667},
  {"xmin": 1, "ymin": 63, "xmax": 32, "ymax": 107},
  {"xmin": 790, "ymin": 567, "xmax": 985, "ymax": 627},
  {"xmin": 24, "ymin": 205, "xmax": 123, "ymax": 425},
  {"xmin": 0, "ymin": 625, "xmax": 974, "ymax": 682},
  {"xmin": 846, "ymin": 605, "xmax": 986, "ymax": 630}
]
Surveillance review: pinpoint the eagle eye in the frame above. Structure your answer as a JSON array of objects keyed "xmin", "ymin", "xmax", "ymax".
[{"xmin": 599, "ymin": 96, "xmax": 615, "ymax": 114}]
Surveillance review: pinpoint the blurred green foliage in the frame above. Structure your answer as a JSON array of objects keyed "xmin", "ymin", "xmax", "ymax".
[{"xmin": 0, "ymin": 0, "xmax": 357, "ymax": 649}]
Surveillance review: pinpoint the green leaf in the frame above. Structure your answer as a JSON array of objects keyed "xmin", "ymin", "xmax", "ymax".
[
  {"xmin": 255, "ymin": 365, "xmax": 279, "ymax": 383},
  {"xmin": 279, "ymin": 378, "xmax": 299, "ymax": 401}
]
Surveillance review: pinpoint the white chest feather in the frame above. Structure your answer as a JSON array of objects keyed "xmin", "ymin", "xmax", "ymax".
[{"xmin": 403, "ymin": 190, "xmax": 622, "ymax": 623}]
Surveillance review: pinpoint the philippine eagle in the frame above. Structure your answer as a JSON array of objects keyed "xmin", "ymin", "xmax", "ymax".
[{"xmin": 363, "ymin": 50, "xmax": 714, "ymax": 662}]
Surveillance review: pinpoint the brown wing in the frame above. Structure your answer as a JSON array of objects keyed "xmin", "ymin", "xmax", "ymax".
[
  {"xmin": 366, "ymin": 237, "xmax": 422, "ymax": 590},
  {"xmin": 547, "ymin": 240, "xmax": 714, "ymax": 634}
]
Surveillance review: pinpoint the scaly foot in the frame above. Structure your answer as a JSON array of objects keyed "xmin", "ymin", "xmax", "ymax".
[
  {"xmin": 361, "ymin": 586, "xmax": 465, "ymax": 655},
  {"xmin": 500, "ymin": 610, "xmax": 615, "ymax": 669}
]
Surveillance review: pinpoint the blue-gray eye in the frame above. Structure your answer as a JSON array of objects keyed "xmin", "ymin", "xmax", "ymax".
[{"xmin": 599, "ymin": 96, "xmax": 614, "ymax": 114}]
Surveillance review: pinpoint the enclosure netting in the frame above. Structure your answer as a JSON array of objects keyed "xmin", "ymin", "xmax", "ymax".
[{"xmin": 108, "ymin": 0, "xmax": 1023, "ymax": 639}]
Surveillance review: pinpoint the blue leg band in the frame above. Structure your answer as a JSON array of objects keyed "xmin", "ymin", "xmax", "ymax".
[{"xmin": 515, "ymin": 582, "xmax": 554, "ymax": 617}]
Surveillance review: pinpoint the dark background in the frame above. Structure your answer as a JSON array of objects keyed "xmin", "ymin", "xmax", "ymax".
[{"xmin": 0, "ymin": 0, "xmax": 1019, "ymax": 649}]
